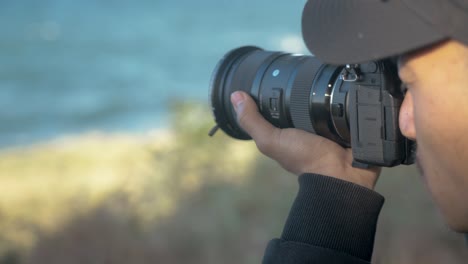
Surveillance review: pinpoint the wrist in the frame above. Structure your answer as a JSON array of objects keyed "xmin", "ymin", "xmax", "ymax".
[{"xmin": 303, "ymin": 149, "xmax": 381, "ymax": 190}]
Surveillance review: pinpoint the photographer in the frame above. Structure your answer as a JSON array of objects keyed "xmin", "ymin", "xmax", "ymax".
[{"xmin": 229, "ymin": 0, "xmax": 468, "ymax": 263}]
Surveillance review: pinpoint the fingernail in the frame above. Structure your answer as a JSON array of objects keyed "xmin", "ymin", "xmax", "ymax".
[{"xmin": 231, "ymin": 91, "xmax": 244, "ymax": 112}]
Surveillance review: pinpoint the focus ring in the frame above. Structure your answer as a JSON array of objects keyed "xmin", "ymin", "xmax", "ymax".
[{"xmin": 289, "ymin": 58, "xmax": 323, "ymax": 134}]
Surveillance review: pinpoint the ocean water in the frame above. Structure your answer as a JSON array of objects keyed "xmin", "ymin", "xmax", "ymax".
[{"xmin": 0, "ymin": 0, "xmax": 308, "ymax": 148}]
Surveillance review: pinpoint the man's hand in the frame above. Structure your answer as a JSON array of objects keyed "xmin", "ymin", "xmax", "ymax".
[{"xmin": 231, "ymin": 91, "xmax": 381, "ymax": 190}]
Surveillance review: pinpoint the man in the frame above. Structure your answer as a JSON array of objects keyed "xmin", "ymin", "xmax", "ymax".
[{"xmin": 230, "ymin": 0, "xmax": 468, "ymax": 263}]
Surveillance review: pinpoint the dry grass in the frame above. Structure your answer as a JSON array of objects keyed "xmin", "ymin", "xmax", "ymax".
[{"xmin": 0, "ymin": 102, "xmax": 466, "ymax": 264}]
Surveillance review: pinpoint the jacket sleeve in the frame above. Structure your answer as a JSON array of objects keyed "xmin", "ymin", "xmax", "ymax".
[{"xmin": 262, "ymin": 173, "xmax": 384, "ymax": 264}]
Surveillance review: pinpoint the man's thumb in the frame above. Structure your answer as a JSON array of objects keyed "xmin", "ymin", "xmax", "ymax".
[{"xmin": 230, "ymin": 91, "xmax": 276, "ymax": 143}]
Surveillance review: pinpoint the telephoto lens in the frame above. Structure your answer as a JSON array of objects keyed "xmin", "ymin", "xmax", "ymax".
[{"xmin": 209, "ymin": 46, "xmax": 365, "ymax": 147}]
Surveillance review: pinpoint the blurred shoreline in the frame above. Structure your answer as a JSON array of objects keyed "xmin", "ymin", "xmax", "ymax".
[{"xmin": 0, "ymin": 128, "xmax": 173, "ymax": 153}]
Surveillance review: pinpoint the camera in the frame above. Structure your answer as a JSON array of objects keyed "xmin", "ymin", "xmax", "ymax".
[{"xmin": 209, "ymin": 46, "xmax": 416, "ymax": 167}]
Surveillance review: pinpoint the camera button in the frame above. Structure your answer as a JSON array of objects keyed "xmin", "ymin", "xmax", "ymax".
[{"xmin": 331, "ymin": 103, "xmax": 344, "ymax": 117}]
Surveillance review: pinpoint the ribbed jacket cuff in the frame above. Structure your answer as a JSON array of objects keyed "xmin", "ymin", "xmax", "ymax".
[{"xmin": 281, "ymin": 173, "xmax": 384, "ymax": 262}]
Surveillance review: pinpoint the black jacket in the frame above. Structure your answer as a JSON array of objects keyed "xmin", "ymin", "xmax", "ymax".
[{"xmin": 262, "ymin": 174, "xmax": 384, "ymax": 264}]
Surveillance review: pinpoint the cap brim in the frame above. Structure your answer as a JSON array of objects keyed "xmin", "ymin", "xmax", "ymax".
[{"xmin": 302, "ymin": 0, "xmax": 447, "ymax": 64}]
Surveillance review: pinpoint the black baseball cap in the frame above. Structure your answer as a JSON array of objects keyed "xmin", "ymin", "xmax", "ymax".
[{"xmin": 302, "ymin": 0, "xmax": 468, "ymax": 64}]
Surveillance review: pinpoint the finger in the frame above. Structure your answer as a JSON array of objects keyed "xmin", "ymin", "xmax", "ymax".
[{"xmin": 230, "ymin": 91, "xmax": 279, "ymax": 153}]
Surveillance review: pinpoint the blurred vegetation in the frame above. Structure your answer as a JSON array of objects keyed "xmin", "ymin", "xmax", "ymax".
[{"xmin": 0, "ymin": 102, "xmax": 467, "ymax": 264}]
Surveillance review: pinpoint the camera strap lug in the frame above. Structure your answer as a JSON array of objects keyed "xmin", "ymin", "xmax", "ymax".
[{"xmin": 341, "ymin": 64, "xmax": 362, "ymax": 82}]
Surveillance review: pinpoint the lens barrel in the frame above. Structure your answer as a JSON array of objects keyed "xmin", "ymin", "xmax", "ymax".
[{"xmin": 210, "ymin": 46, "xmax": 351, "ymax": 146}]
